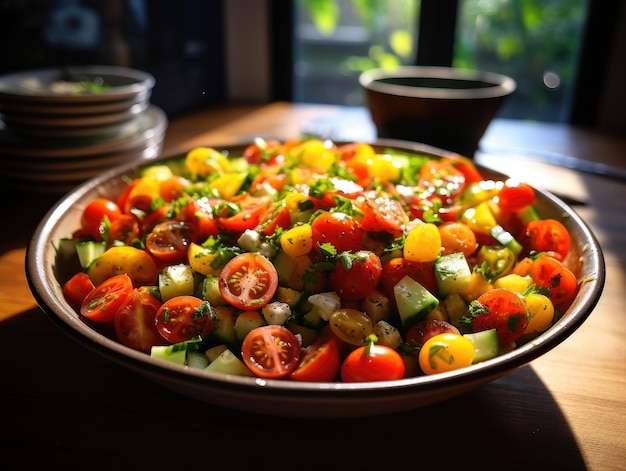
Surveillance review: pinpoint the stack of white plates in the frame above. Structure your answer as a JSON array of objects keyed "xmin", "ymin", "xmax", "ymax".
[{"xmin": 0, "ymin": 65, "xmax": 167, "ymax": 193}]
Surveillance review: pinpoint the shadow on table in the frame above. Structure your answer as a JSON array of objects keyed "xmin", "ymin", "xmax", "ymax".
[{"xmin": 1, "ymin": 307, "xmax": 587, "ymax": 471}]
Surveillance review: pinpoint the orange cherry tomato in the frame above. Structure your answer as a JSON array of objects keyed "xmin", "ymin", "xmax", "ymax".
[
  {"xmin": 529, "ymin": 255, "xmax": 578, "ymax": 305},
  {"xmin": 521, "ymin": 219, "xmax": 571, "ymax": 261}
]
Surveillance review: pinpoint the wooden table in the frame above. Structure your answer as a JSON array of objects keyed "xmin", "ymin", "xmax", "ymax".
[{"xmin": 1, "ymin": 102, "xmax": 624, "ymax": 469}]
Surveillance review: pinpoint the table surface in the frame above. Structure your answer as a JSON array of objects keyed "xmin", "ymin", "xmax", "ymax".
[{"xmin": 2, "ymin": 102, "xmax": 625, "ymax": 469}]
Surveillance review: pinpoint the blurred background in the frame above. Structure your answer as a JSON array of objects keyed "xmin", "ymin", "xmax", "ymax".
[{"xmin": 0, "ymin": 0, "xmax": 624, "ymax": 134}]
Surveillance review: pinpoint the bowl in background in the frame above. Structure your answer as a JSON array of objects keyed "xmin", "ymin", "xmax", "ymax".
[
  {"xmin": 26, "ymin": 139, "xmax": 604, "ymax": 418},
  {"xmin": 360, "ymin": 66, "xmax": 516, "ymax": 157}
]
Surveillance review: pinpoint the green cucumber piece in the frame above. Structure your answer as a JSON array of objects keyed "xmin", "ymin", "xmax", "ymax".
[
  {"xmin": 187, "ymin": 349, "xmax": 209, "ymax": 369},
  {"xmin": 210, "ymin": 306, "xmax": 238, "ymax": 346},
  {"xmin": 393, "ymin": 275, "xmax": 439, "ymax": 329},
  {"xmin": 76, "ymin": 240, "xmax": 106, "ymax": 268},
  {"xmin": 150, "ymin": 339, "xmax": 200, "ymax": 365},
  {"xmin": 434, "ymin": 252, "xmax": 473, "ymax": 298},
  {"xmin": 464, "ymin": 329, "xmax": 500, "ymax": 363},
  {"xmin": 490, "ymin": 225, "xmax": 523, "ymax": 256},
  {"xmin": 235, "ymin": 310, "xmax": 266, "ymax": 341},
  {"xmin": 205, "ymin": 348, "xmax": 255, "ymax": 376},
  {"xmin": 159, "ymin": 264, "xmax": 194, "ymax": 301}
]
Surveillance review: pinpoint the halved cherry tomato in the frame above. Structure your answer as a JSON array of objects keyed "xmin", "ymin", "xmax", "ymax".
[
  {"xmin": 340, "ymin": 335, "xmax": 405, "ymax": 382},
  {"xmin": 444, "ymin": 154, "xmax": 485, "ymax": 185},
  {"xmin": 329, "ymin": 308, "xmax": 374, "ymax": 346},
  {"xmin": 463, "ymin": 288, "xmax": 529, "ymax": 345},
  {"xmin": 259, "ymin": 204, "xmax": 291, "ymax": 236},
  {"xmin": 289, "ymin": 334, "xmax": 342, "ymax": 382},
  {"xmin": 311, "ymin": 211, "xmax": 364, "ymax": 253},
  {"xmin": 521, "ymin": 219, "xmax": 571, "ymax": 261},
  {"xmin": 438, "ymin": 221, "xmax": 478, "ymax": 257},
  {"xmin": 379, "ymin": 258, "xmax": 437, "ymax": 298},
  {"xmin": 356, "ymin": 190, "xmax": 408, "ymax": 238},
  {"xmin": 497, "ymin": 179, "xmax": 536, "ymax": 213},
  {"xmin": 114, "ymin": 287, "xmax": 165, "ymax": 352},
  {"xmin": 159, "ymin": 175, "xmax": 191, "ymax": 202},
  {"xmin": 145, "ymin": 220, "xmax": 198, "ymax": 264},
  {"xmin": 218, "ymin": 253, "xmax": 278, "ymax": 310},
  {"xmin": 529, "ymin": 255, "xmax": 578, "ymax": 305},
  {"xmin": 80, "ymin": 274, "xmax": 133, "ymax": 323},
  {"xmin": 329, "ymin": 250, "xmax": 382, "ymax": 301},
  {"xmin": 179, "ymin": 197, "xmax": 224, "ymax": 240},
  {"xmin": 417, "ymin": 160, "xmax": 466, "ymax": 204},
  {"xmin": 406, "ymin": 319, "xmax": 461, "ymax": 348},
  {"xmin": 154, "ymin": 295, "xmax": 215, "ymax": 344},
  {"xmin": 216, "ymin": 194, "xmax": 271, "ymax": 234},
  {"xmin": 80, "ymin": 198, "xmax": 122, "ymax": 241},
  {"xmin": 241, "ymin": 325, "xmax": 301, "ymax": 379},
  {"xmin": 62, "ymin": 272, "xmax": 95, "ymax": 311}
]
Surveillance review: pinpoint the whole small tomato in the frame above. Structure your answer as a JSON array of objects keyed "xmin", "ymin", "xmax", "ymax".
[
  {"xmin": 80, "ymin": 198, "xmax": 122, "ymax": 240},
  {"xmin": 311, "ymin": 211, "xmax": 364, "ymax": 253},
  {"xmin": 329, "ymin": 250, "xmax": 382, "ymax": 301},
  {"xmin": 341, "ymin": 334, "xmax": 405, "ymax": 382}
]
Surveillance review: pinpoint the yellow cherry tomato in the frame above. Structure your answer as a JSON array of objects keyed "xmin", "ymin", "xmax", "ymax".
[
  {"xmin": 524, "ymin": 292, "xmax": 555, "ymax": 333},
  {"xmin": 187, "ymin": 242, "xmax": 221, "ymax": 276},
  {"xmin": 87, "ymin": 246, "xmax": 159, "ymax": 287},
  {"xmin": 186, "ymin": 147, "xmax": 231, "ymax": 177},
  {"xmin": 291, "ymin": 139, "xmax": 337, "ymax": 170},
  {"xmin": 418, "ymin": 332, "xmax": 475, "ymax": 375},
  {"xmin": 404, "ymin": 223, "xmax": 441, "ymax": 262},
  {"xmin": 280, "ymin": 223, "xmax": 313, "ymax": 257},
  {"xmin": 368, "ymin": 154, "xmax": 402, "ymax": 182}
]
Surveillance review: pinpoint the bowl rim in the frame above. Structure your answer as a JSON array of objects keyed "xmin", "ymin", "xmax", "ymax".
[
  {"xmin": 359, "ymin": 66, "xmax": 517, "ymax": 100},
  {"xmin": 25, "ymin": 139, "xmax": 605, "ymax": 410}
]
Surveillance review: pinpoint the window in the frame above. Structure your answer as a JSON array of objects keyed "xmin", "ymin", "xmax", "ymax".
[{"xmin": 289, "ymin": 0, "xmax": 592, "ymax": 123}]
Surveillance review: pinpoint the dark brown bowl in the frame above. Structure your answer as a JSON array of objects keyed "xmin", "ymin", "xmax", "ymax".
[
  {"xmin": 26, "ymin": 139, "xmax": 603, "ymax": 418},
  {"xmin": 360, "ymin": 67, "xmax": 516, "ymax": 157}
]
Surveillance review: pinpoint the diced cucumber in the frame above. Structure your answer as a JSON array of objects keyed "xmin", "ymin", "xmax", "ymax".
[
  {"xmin": 75, "ymin": 240, "xmax": 106, "ymax": 268},
  {"xmin": 150, "ymin": 338, "xmax": 202, "ymax": 365},
  {"xmin": 434, "ymin": 252, "xmax": 473, "ymax": 298},
  {"xmin": 201, "ymin": 275, "xmax": 226, "ymax": 306},
  {"xmin": 490, "ymin": 225, "xmax": 523, "ymax": 256},
  {"xmin": 443, "ymin": 292, "xmax": 469, "ymax": 329},
  {"xmin": 273, "ymin": 250, "xmax": 298, "ymax": 285},
  {"xmin": 187, "ymin": 349, "xmax": 209, "ymax": 369},
  {"xmin": 159, "ymin": 264, "xmax": 194, "ymax": 301},
  {"xmin": 210, "ymin": 306, "xmax": 238, "ymax": 346},
  {"xmin": 518, "ymin": 205, "xmax": 539, "ymax": 224},
  {"xmin": 205, "ymin": 344, "xmax": 228, "ymax": 362},
  {"xmin": 205, "ymin": 349, "xmax": 255, "ymax": 376},
  {"xmin": 464, "ymin": 329, "xmax": 500, "ymax": 363},
  {"xmin": 274, "ymin": 286, "xmax": 302, "ymax": 307},
  {"xmin": 393, "ymin": 275, "xmax": 439, "ymax": 329},
  {"xmin": 235, "ymin": 310, "xmax": 266, "ymax": 341}
]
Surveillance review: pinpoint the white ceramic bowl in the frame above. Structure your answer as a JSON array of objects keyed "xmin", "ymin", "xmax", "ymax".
[{"xmin": 26, "ymin": 140, "xmax": 604, "ymax": 418}]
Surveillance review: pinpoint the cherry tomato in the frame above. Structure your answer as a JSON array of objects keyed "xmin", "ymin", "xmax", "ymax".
[
  {"xmin": 379, "ymin": 258, "xmax": 437, "ymax": 298},
  {"xmin": 418, "ymin": 333, "xmax": 475, "ymax": 375},
  {"xmin": 259, "ymin": 204, "xmax": 291, "ymax": 236},
  {"xmin": 114, "ymin": 287, "xmax": 165, "ymax": 353},
  {"xmin": 341, "ymin": 335, "xmax": 405, "ymax": 382},
  {"xmin": 329, "ymin": 250, "xmax": 383, "ymax": 301},
  {"xmin": 311, "ymin": 211, "xmax": 364, "ymax": 253},
  {"xmin": 529, "ymin": 255, "xmax": 578, "ymax": 305},
  {"xmin": 444, "ymin": 154, "xmax": 485, "ymax": 185},
  {"xmin": 417, "ymin": 160, "xmax": 466, "ymax": 204},
  {"xmin": 145, "ymin": 220, "xmax": 198, "ymax": 264},
  {"xmin": 154, "ymin": 295, "xmax": 215, "ymax": 344},
  {"xmin": 464, "ymin": 288, "xmax": 529, "ymax": 345},
  {"xmin": 521, "ymin": 219, "xmax": 571, "ymax": 261},
  {"xmin": 80, "ymin": 198, "xmax": 122, "ymax": 241},
  {"xmin": 80, "ymin": 274, "xmax": 133, "ymax": 323},
  {"xmin": 159, "ymin": 175, "xmax": 191, "ymax": 202},
  {"xmin": 62, "ymin": 272, "xmax": 95, "ymax": 311},
  {"xmin": 216, "ymin": 194, "xmax": 271, "ymax": 234},
  {"xmin": 289, "ymin": 334, "xmax": 342, "ymax": 382},
  {"xmin": 406, "ymin": 319, "xmax": 460, "ymax": 348},
  {"xmin": 497, "ymin": 179, "xmax": 536, "ymax": 213},
  {"xmin": 179, "ymin": 197, "xmax": 224, "ymax": 240},
  {"xmin": 329, "ymin": 308, "xmax": 374, "ymax": 346},
  {"xmin": 108, "ymin": 214, "xmax": 140, "ymax": 246},
  {"xmin": 356, "ymin": 190, "xmax": 408, "ymax": 238},
  {"xmin": 218, "ymin": 253, "xmax": 279, "ymax": 311},
  {"xmin": 438, "ymin": 221, "xmax": 478, "ymax": 257},
  {"xmin": 241, "ymin": 325, "xmax": 301, "ymax": 379}
]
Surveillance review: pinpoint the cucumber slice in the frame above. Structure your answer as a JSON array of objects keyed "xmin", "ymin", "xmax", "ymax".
[
  {"xmin": 205, "ymin": 349, "xmax": 255, "ymax": 376},
  {"xmin": 490, "ymin": 225, "xmax": 523, "ymax": 256},
  {"xmin": 434, "ymin": 252, "xmax": 473, "ymax": 298},
  {"xmin": 210, "ymin": 306, "xmax": 238, "ymax": 346},
  {"xmin": 76, "ymin": 240, "xmax": 106, "ymax": 268},
  {"xmin": 187, "ymin": 350, "xmax": 209, "ymax": 369},
  {"xmin": 393, "ymin": 275, "xmax": 439, "ymax": 329},
  {"xmin": 464, "ymin": 329, "xmax": 500, "ymax": 363},
  {"xmin": 235, "ymin": 310, "xmax": 266, "ymax": 341},
  {"xmin": 159, "ymin": 264, "xmax": 194, "ymax": 301}
]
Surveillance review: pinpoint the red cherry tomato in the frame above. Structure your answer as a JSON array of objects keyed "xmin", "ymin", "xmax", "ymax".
[
  {"xmin": 154, "ymin": 295, "xmax": 215, "ymax": 344},
  {"xmin": 289, "ymin": 334, "xmax": 342, "ymax": 382},
  {"xmin": 159, "ymin": 175, "xmax": 191, "ymax": 202},
  {"xmin": 62, "ymin": 272, "xmax": 95, "ymax": 311},
  {"xmin": 340, "ymin": 336, "xmax": 405, "ymax": 382},
  {"xmin": 80, "ymin": 198, "xmax": 122, "ymax": 241},
  {"xmin": 405, "ymin": 319, "xmax": 461, "ymax": 348},
  {"xmin": 241, "ymin": 325, "xmax": 301, "ymax": 379},
  {"xmin": 529, "ymin": 255, "xmax": 578, "ymax": 305},
  {"xmin": 356, "ymin": 190, "xmax": 408, "ymax": 238},
  {"xmin": 218, "ymin": 253, "xmax": 279, "ymax": 311},
  {"xmin": 417, "ymin": 160, "xmax": 466, "ymax": 204},
  {"xmin": 80, "ymin": 274, "xmax": 133, "ymax": 323},
  {"xmin": 329, "ymin": 250, "xmax": 383, "ymax": 301},
  {"xmin": 497, "ymin": 179, "xmax": 536, "ymax": 213},
  {"xmin": 145, "ymin": 220, "xmax": 198, "ymax": 264},
  {"xmin": 179, "ymin": 197, "xmax": 225, "ymax": 240},
  {"xmin": 108, "ymin": 214, "xmax": 140, "ymax": 246},
  {"xmin": 443, "ymin": 154, "xmax": 485, "ymax": 185},
  {"xmin": 216, "ymin": 194, "xmax": 271, "ymax": 234},
  {"xmin": 311, "ymin": 211, "xmax": 364, "ymax": 253},
  {"xmin": 465, "ymin": 288, "xmax": 529, "ymax": 345},
  {"xmin": 259, "ymin": 204, "xmax": 291, "ymax": 236},
  {"xmin": 521, "ymin": 219, "xmax": 571, "ymax": 261},
  {"xmin": 379, "ymin": 257, "xmax": 437, "ymax": 298},
  {"xmin": 114, "ymin": 287, "xmax": 165, "ymax": 353}
]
